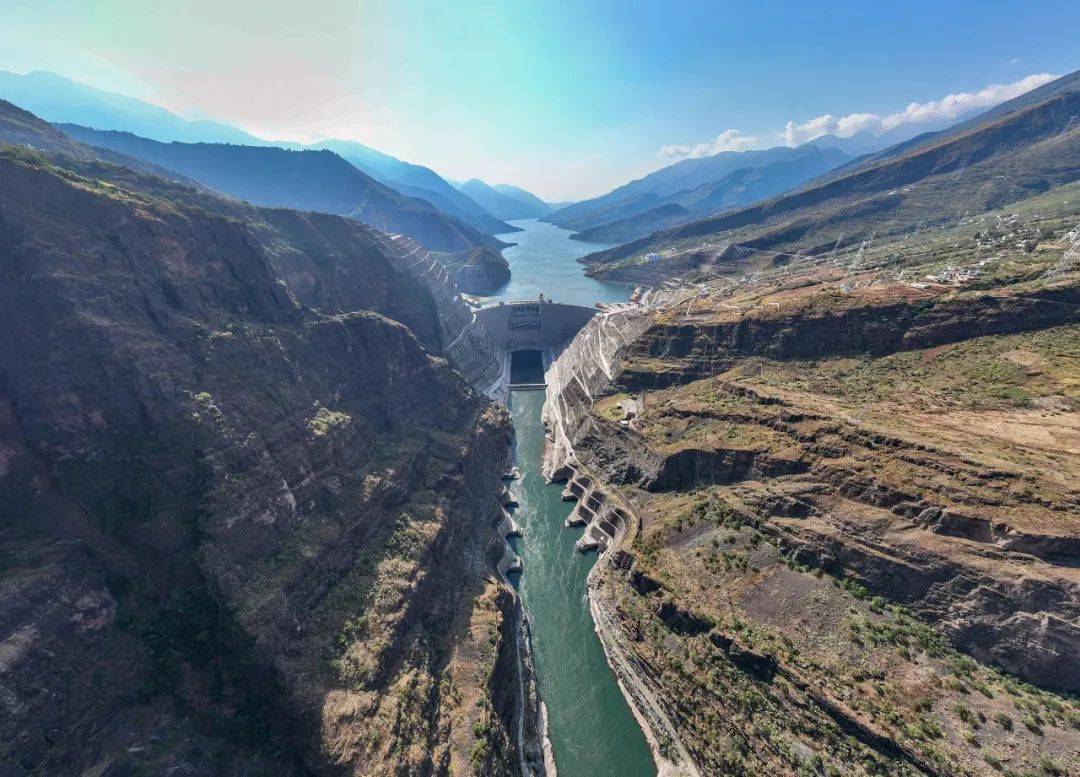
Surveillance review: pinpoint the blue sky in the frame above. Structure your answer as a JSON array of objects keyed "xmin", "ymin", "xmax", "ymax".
[{"xmin": 1, "ymin": 0, "xmax": 1078, "ymax": 199}]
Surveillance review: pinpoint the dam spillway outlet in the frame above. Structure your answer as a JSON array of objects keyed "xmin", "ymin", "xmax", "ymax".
[
  {"xmin": 510, "ymin": 349, "xmax": 545, "ymax": 385},
  {"xmin": 474, "ymin": 300, "xmax": 599, "ymax": 395}
]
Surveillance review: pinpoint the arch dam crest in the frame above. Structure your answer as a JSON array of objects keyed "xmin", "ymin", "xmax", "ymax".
[{"xmin": 473, "ymin": 299, "xmax": 599, "ymax": 393}]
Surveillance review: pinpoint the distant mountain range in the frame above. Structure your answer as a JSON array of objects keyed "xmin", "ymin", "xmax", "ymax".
[
  {"xmin": 59, "ymin": 123, "xmax": 506, "ymax": 250},
  {"xmin": 539, "ymin": 102, "xmax": 997, "ymax": 246},
  {"xmin": 581, "ymin": 68, "xmax": 1080, "ymax": 284},
  {"xmin": 544, "ymin": 145, "xmax": 851, "ymax": 243},
  {"xmin": 0, "ymin": 69, "xmax": 551, "ymax": 239},
  {"xmin": 307, "ymin": 139, "xmax": 520, "ymax": 235},
  {"xmin": 0, "ymin": 99, "xmax": 513, "ymax": 294},
  {"xmin": 801, "ymin": 109, "xmax": 982, "ymax": 158},
  {"xmin": 0, "ymin": 69, "xmax": 264, "ymax": 145},
  {"xmin": 492, "ymin": 183, "xmax": 554, "ymax": 216},
  {"xmin": 454, "ymin": 179, "xmax": 553, "ymax": 221}
]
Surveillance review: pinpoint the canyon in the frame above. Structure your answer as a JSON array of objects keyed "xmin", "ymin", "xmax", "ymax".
[
  {"xmin": 1, "ymin": 63, "xmax": 1079, "ymax": 777},
  {"xmin": 0, "ymin": 103, "xmax": 522, "ymax": 776}
]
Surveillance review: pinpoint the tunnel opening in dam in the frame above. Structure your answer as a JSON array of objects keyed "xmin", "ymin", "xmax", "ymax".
[
  {"xmin": 473, "ymin": 300, "xmax": 600, "ymax": 396},
  {"xmin": 509, "ymin": 349, "xmax": 545, "ymax": 385}
]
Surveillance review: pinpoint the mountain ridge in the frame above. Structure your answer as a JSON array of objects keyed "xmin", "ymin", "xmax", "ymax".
[
  {"xmin": 0, "ymin": 69, "xmax": 521, "ymax": 237},
  {"xmin": 0, "ymin": 98, "xmax": 522, "ymax": 775},
  {"xmin": 55, "ymin": 122, "xmax": 513, "ymax": 292},
  {"xmin": 543, "ymin": 145, "xmax": 849, "ymax": 236},
  {"xmin": 581, "ymin": 68, "xmax": 1080, "ymax": 284},
  {"xmin": 565, "ymin": 146, "xmax": 850, "ymax": 244},
  {"xmin": 455, "ymin": 178, "xmax": 552, "ymax": 220}
]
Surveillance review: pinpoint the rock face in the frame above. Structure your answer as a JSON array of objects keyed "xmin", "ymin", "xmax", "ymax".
[
  {"xmin": 441, "ymin": 246, "xmax": 513, "ymax": 295},
  {"xmin": 544, "ymin": 251, "xmax": 1080, "ymax": 773},
  {"xmin": 616, "ymin": 283, "xmax": 1079, "ymax": 390},
  {"xmin": 370, "ymin": 234, "xmax": 505, "ymax": 396},
  {"xmin": 0, "ymin": 117, "xmax": 517, "ymax": 774}
]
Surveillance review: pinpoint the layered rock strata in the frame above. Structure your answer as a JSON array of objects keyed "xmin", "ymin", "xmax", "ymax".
[
  {"xmin": 542, "ymin": 267, "xmax": 1080, "ymax": 775},
  {"xmin": 0, "ymin": 131, "xmax": 517, "ymax": 775}
]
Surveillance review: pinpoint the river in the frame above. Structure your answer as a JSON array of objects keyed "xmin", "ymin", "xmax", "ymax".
[{"xmin": 486, "ymin": 219, "xmax": 655, "ymax": 777}]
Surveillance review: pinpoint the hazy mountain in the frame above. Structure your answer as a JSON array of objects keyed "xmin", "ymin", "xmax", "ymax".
[
  {"xmin": 59, "ymin": 123, "xmax": 508, "ymax": 258},
  {"xmin": 543, "ymin": 145, "xmax": 829, "ymax": 233},
  {"xmin": 0, "ymin": 69, "xmax": 264, "ymax": 145},
  {"xmin": 309, "ymin": 139, "xmax": 519, "ymax": 235},
  {"xmin": 0, "ymin": 70, "xmax": 516, "ymax": 237},
  {"xmin": 0, "ymin": 98, "xmax": 216, "ymax": 190},
  {"xmin": 547, "ymin": 107, "xmax": 990, "ymax": 239},
  {"xmin": 582, "ymin": 69, "xmax": 1080, "ymax": 282},
  {"xmin": 570, "ymin": 202, "xmax": 692, "ymax": 244},
  {"xmin": 549, "ymin": 145, "xmax": 849, "ymax": 243},
  {"xmin": 803, "ymin": 130, "xmax": 887, "ymax": 156},
  {"xmin": 491, "ymin": 183, "xmax": 553, "ymax": 216},
  {"xmin": 455, "ymin": 178, "xmax": 551, "ymax": 220},
  {"xmin": 677, "ymin": 147, "xmax": 849, "ymax": 212},
  {"xmin": 805, "ymin": 109, "xmax": 985, "ymax": 158}
]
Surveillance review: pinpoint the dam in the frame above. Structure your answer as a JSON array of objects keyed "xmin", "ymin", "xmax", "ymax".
[{"xmin": 474, "ymin": 300, "xmax": 599, "ymax": 387}]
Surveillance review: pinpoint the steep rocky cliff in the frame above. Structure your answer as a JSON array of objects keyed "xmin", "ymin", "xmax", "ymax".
[
  {"xmin": 544, "ymin": 206, "xmax": 1080, "ymax": 774},
  {"xmin": 0, "ymin": 117, "xmax": 517, "ymax": 775}
]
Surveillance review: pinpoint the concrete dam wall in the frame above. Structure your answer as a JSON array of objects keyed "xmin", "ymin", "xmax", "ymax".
[
  {"xmin": 474, "ymin": 301, "xmax": 598, "ymax": 353},
  {"xmin": 475, "ymin": 300, "xmax": 599, "ymax": 389},
  {"xmin": 371, "ymin": 232, "xmax": 604, "ymax": 400}
]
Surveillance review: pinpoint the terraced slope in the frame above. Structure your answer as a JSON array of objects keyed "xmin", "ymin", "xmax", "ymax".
[{"xmin": 544, "ymin": 199, "xmax": 1080, "ymax": 775}]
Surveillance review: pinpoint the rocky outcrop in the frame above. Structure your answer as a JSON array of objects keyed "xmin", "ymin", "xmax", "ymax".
[
  {"xmin": 543, "ymin": 263, "xmax": 1080, "ymax": 774},
  {"xmin": 617, "ymin": 282, "xmax": 1080, "ymax": 390},
  {"xmin": 441, "ymin": 246, "xmax": 512, "ymax": 295},
  {"xmin": 0, "ymin": 134, "xmax": 516, "ymax": 775}
]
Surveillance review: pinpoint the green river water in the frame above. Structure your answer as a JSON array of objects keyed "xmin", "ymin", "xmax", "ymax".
[{"xmin": 489, "ymin": 220, "xmax": 656, "ymax": 776}]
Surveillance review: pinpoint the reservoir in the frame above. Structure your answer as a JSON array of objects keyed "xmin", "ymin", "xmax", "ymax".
[
  {"xmin": 476, "ymin": 218, "xmax": 629, "ymax": 308},
  {"xmin": 493, "ymin": 219, "xmax": 655, "ymax": 777}
]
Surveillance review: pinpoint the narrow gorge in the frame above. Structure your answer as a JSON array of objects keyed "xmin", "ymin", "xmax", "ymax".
[{"xmin": 2, "ymin": 51, "xmax": 1079, "ymax": 777}]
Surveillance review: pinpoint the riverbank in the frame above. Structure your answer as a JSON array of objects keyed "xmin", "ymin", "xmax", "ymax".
[
  {"xmin": 555, "ymin": 459, "xmax": 699, "ymax": 777},
  {"xmin": 507, "ymin": 381, "xmax": 654, "ymax": 777}
]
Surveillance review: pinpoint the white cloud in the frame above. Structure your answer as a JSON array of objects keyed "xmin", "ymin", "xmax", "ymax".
[
  {"xmin": 659, "ymin": 128, "xmax": 760, "ymax": 160},
  {"xmin": 657, "ymin": 73, "xmax": 1060, "ymax": 164},
  {"xmin": 783, "ymin": 73, "xmax": 1057, "ymax": 146}
]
